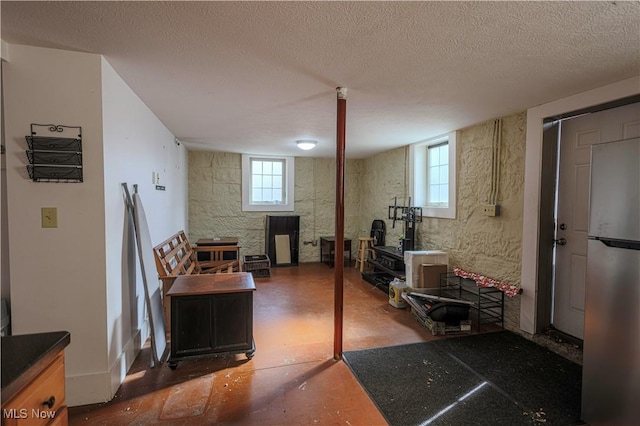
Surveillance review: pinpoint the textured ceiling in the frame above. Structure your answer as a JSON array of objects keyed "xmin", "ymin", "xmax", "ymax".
[{"xmin": 2, "ymin": 1, "xmax": 639, "ymax": 158}]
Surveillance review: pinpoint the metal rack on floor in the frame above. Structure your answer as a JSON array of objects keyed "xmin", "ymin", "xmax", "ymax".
[{"xmin": 439, "ymin": 272, "xmax": 504, "ymax": 330}]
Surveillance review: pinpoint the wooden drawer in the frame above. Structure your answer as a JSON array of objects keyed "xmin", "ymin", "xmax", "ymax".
[
  {"xmin": 48, "ymin": 407, "xmax": 67, "ymax": 426},
  {"xmin": 2, "ymin": 352, "xmax": 66, "ymax": 426}
]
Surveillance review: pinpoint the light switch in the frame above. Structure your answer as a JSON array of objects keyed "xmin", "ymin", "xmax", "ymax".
[{"xmin": 42, "ymin": 207, "xmax": 58, "ymax": 228}]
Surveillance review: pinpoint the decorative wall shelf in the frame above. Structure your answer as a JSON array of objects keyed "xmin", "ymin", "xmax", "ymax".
[
  {"xmin": 27, "ymin": 150, "xmax": 82, "ymax": 166},
  {"xmin": 27, "ymin": 165, "xmax": 83, "ymax": 182},
  {"xmin": 25, "ymin": 124, "xmax": 83, "ymax": 182}
]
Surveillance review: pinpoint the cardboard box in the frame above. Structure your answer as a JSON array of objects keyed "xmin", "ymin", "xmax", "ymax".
[
  {"xmin": 418, "ymin": 263, "xmax": 448, "ymax": 289},
  {"xmin": 404, "ymin": 251, "xmax": 449, "ymax": 288}
]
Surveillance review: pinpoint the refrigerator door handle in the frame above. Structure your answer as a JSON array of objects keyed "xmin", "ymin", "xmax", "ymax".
[{"xmin": 591, "ymin": 237, "xmax": 640, "ymax": 251}]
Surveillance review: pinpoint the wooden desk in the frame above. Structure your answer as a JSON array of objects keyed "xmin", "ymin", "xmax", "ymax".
[
  {"xmin": 195, "ymin": 238, "xmax": 241, "ymax": 266},
  {"xmin": 166, "ymin": 273, "xmax": 256, "ymax": 369},
  {"xmin": 320, "ymin": 236, "xmax": 352, "ymax": 267},
  {"xmin": 194, "ymin": 237, "xmax": 240, "ymax": 262},
  {"xmin": 196, "ymin": 237, "xmax": 238, "ymax": 246}
]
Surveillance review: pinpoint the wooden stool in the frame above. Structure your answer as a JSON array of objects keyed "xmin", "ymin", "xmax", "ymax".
[{"xmin": 355, "ymin": 237, "xmax": 376, "ymax": 272}]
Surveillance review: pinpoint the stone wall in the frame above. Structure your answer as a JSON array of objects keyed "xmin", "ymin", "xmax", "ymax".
[
  {"xmin": 188, "ymin": 112, "xmax": 527, "ymax": 331},
  {"xmin": 358, "ymin": 145, "xmax": 409, "ymax": 247},
  {"xmin": 188, "ymin": 152, "xmax": 363, "ymax": 263},
  {"xmin": 360, "ymin": 112, "xmax": 527, "ymax": 331}
]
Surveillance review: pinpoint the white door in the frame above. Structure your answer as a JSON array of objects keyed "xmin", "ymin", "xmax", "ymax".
[{"xmin": 553, "ymin": 102, "xmax": 640, "ymax": 339}]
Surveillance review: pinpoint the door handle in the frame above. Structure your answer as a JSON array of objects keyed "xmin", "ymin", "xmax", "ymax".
[{"xmin": 554, "ymin": 238, "xmax": 567, "ymax": 246}]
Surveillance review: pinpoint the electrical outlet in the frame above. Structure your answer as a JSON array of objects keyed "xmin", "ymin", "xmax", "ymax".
[
  {"xmin": 42, "ymin": 207, "xmax": 58, "ymax": 228},
  {"xmin": 482, "ymin": 204, "xmax": 500, "ymax": 217}
]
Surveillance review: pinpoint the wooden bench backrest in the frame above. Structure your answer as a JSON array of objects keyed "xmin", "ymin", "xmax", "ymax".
[{"xmin": 153, "ymin": 230, "xmax": 202, "ymax": 278}]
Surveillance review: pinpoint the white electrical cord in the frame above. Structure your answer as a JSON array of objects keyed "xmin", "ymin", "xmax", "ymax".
[
  {"xmin": 489, "ymin": 119, "xmax": 502, "ymax": 205},
  {"xmin": 493, "ymin": 118, "xmax": 502, "ymax": 204}
]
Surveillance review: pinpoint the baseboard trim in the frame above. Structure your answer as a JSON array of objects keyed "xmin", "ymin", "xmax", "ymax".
[
  {"xmin": 109, "ymin": 329, "xmax": 142, "ymax": 397},
  {"xmin": 66, "ymin": 370, "xmax": 112, "ymax": 407},
  {"xmin": 66, "ymin": 330, "xmax": 142, "ymax": 407}
]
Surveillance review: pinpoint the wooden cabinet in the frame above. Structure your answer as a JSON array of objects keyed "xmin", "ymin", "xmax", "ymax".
[
  {"xmin": 166, "ymin": 273, "xmax": 256, "ymax": 369},
  {"xmin": 265, "ymin": 215, "xmax": 299, "ymax": 266},
  {"xmin": 319, "ymin": 237, "xmax": 352, "ymax": 267},
  {"xmin": 1, "ymin": 331, "xmax": 70, "ymax": 426}
]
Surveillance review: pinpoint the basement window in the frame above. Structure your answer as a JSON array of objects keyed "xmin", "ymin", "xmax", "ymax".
[
  {"xmin": 409, "ymin": 132, "xmax": 457, "ymax": 219},
  {"xmin": 242, "ymin": 155, "xmax": 295, "ymax": 212}
]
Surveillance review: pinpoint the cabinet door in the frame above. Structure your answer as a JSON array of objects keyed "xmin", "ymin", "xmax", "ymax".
[
  {"xmin": 171, "ymin": 296, "xmax": 214, "ymax": 358},
  {"xmin": 1, "ymin": 353, "xmax": 66, "ymax": 426},
  {"xmin": 212, "ymin": 292, "xmax": 253, "ymax": 352},
  {"xmin": 171, "ymin": 292, "xmax": 253, "ymax": 359},
  {"xmin": 49, "ymin": 407, "xmax": 68, "ymax": 426}
]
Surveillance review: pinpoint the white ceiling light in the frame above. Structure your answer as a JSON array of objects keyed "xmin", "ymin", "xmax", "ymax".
[{"xmin": 296, "ymin": 140, "xmax": 317, "ymax": 150}]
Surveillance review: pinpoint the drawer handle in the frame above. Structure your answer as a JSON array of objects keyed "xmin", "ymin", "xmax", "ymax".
[{"xmin": 43, "ymin": 396, "xmax": 55, "ymax": 409}]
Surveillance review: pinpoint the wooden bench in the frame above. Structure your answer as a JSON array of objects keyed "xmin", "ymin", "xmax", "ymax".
[{"xmin": 153, "ymin": 230, "xmax": 241, "ymax": 329}]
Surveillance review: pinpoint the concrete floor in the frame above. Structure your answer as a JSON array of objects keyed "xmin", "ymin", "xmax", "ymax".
[{"xmin": 68, "ymin": 262, "xmax": 567, "ymax": 425}]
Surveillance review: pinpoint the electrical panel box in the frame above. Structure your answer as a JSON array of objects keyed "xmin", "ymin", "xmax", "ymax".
[{"xmin": 482, "ymin": 204, "xmax": 500, "ymax": 217}]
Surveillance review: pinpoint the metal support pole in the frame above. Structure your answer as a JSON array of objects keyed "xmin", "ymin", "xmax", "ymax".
[{"xmin": 334, "ymin": 87, "xmax": 347, "ymax": 360}]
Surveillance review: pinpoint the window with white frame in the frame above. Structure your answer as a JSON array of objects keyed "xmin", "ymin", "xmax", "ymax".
[
  {"xmin": 427, "ymin": 142, "xmax": 449, "ymax": 205},
  {"xmin": 409, "ymin": 132, "xmax": 457, "ymax": 219},
  {"xmin": 242, "ymin": 155, "xmax": 295, "ymax": 212}
]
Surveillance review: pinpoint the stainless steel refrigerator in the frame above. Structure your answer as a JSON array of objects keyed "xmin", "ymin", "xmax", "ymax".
[{"xmin": 582, "ymin": 137, "xmax": 640, "ymax": 425}]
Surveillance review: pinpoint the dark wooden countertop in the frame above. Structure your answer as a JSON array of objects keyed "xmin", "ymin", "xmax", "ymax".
[
  {"xmin": 196, "ymin": 237, "xmax": 239, "ymax": 246},
  {"xmin": 167, "ymin": 272, "xmax": 256, "ymax": 297},
  {"xmin": 1, "ymin": 330, "xmax": 71, "ymax": 403}
]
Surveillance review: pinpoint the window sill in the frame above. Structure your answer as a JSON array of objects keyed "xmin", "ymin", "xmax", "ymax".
[{"xmin": 421, "ymin": 205, "xmax": 456, "ymax": 219}]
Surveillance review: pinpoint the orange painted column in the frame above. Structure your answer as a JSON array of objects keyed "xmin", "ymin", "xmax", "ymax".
[{"xmin": 334, "ymin": 87, "xmax": 347, "ymax": 360}]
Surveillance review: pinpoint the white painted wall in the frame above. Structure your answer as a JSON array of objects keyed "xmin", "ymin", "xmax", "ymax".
[
  {"xmin": 2, "ymin": 44, "xmax": 187, "ymax": 406},
  {"xmin": 4, "ymin": 44, "xmax": 108, "ymax": 404},
  {"xmin": 520, "ymin": 76, "xmax": 640, "ymax": 334},
  {"xmin": 1, "ymin": 46, "xmax": 9, "ymax": 304},
  {"xmin": 101, "ymin": 58, "xmax": 187, "ymax": 399}
]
